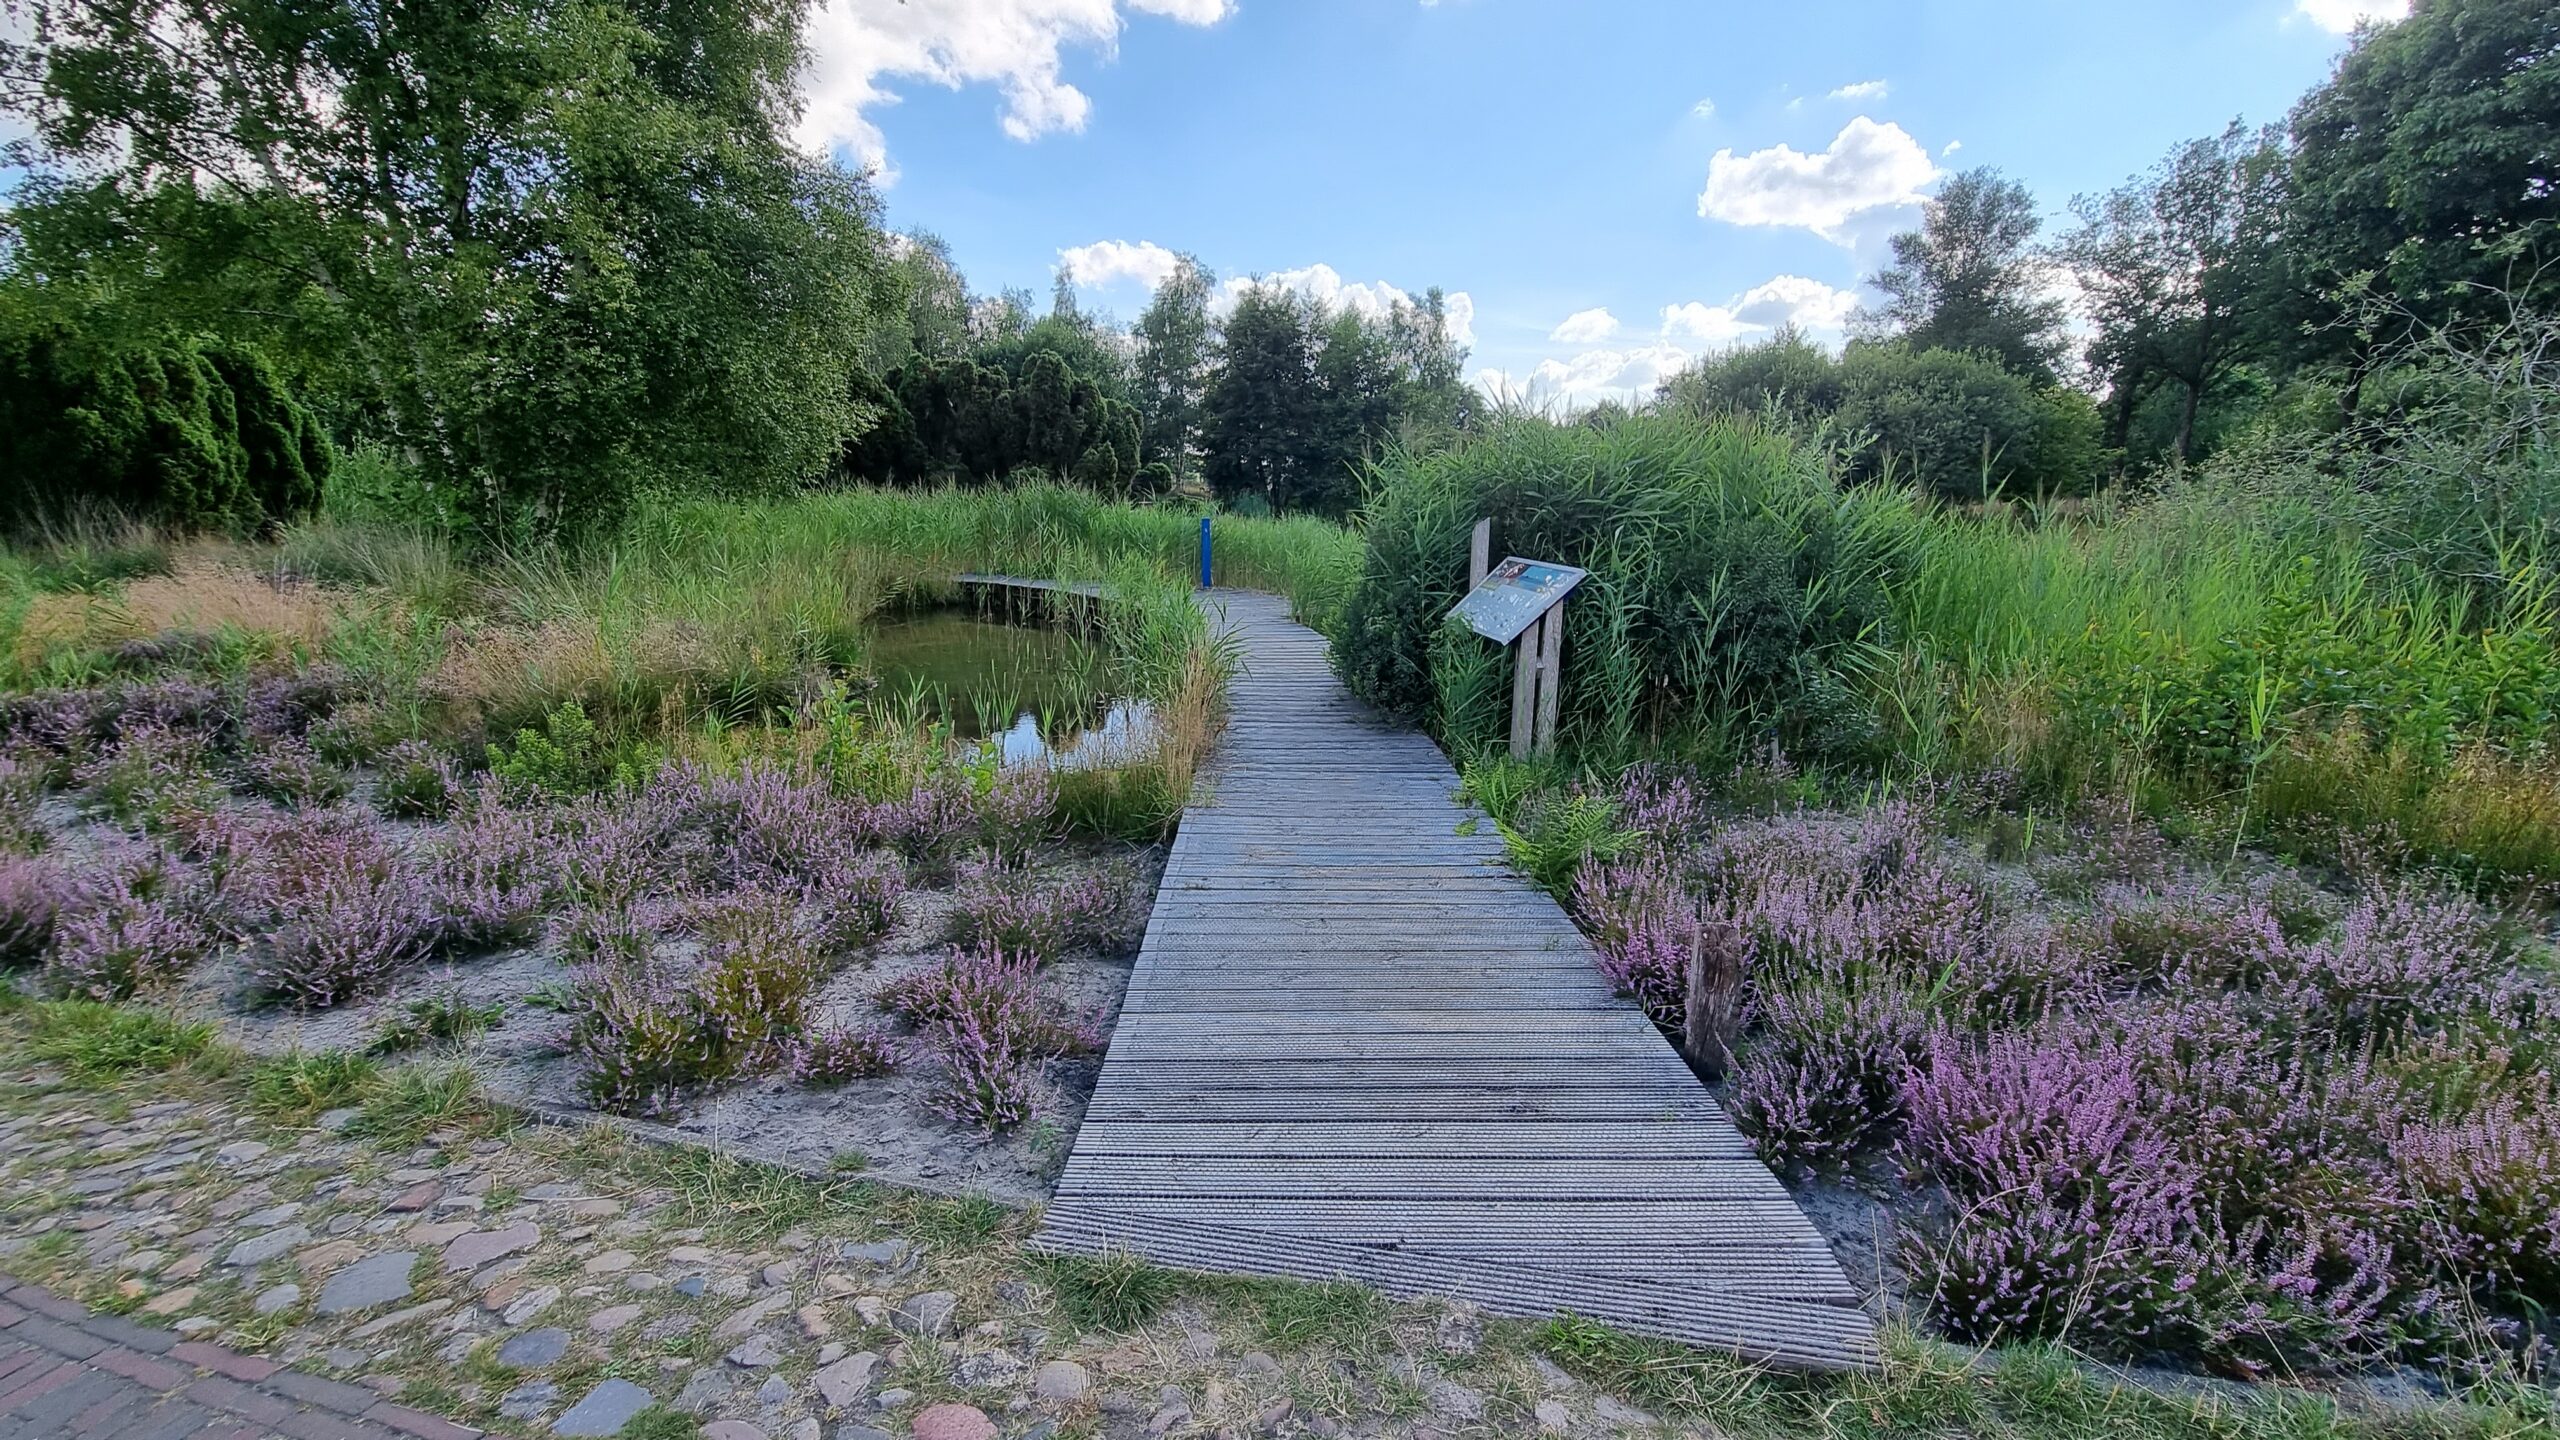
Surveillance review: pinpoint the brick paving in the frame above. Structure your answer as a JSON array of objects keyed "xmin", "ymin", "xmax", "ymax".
[{"xmin": 0, "ymin": 1283, "xmax": 477, "ymax": 1440}]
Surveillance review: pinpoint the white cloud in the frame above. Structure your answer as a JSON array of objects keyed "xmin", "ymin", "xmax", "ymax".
[
  {"xmin": 1058, "ymin": 239, "xmax": 1186, "ymax": 291},
  {"xmin": 1828, "ymin": 79, "xmax": 1889, "ymax": 101},
  {"xmin": 1492, "ymin": 275, "xmax": 1858, "ymax": 412},
  {"xmin": 1698, "ymin": 117, "xmax": 1939, "ymax": 242},
  {"xmin": 1942, "ymin": 139, "xmax": 1963, "ymax": 156},
  {"xmin": 1549, "ymin": 308, "xmax": 1620, "ymax": 344},
  {"xmin": 2293, "ymin": 0, "xmax": 2409, "ymax": 32},
  {"xmin": 1217, "ymin": 264, "xmax": 1476, "ymax": 346},
  {"xmin": 1659, "ymin": 275, "xmax": 1857, "ymax": 344},
  {"xmin": 1690, "ymin": 98, "xmax": 1717, "ymax": 119},
  {"xmin": 796, "ymin": 0, "xmax": 1234, "ymax": 178}
]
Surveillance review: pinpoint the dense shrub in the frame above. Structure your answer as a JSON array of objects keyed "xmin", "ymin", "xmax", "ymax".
[
  {"xmin": 0, "ymin": 756, "xmax": 42, "ymax": 854},
  {"xmin": 375, "ymin": 740, "xmax": 462, "ymax": 819},
  {"xmin": 1834, "ymin": 343, "xmax": 2091, "ymax": 501},
  {"xmin": 240, "ymin": 735, "xmax": 352, "ymax": 808},
  {"xmin": 0, "ymin": 327, "xmax": 329, "ymax": 532},
  {"xmin": 0, "ymin": 855, "xmax": 64, "ymax": 966},
  {"xmin": 428, "ymin": 795, "xmax": 558, "ymax": 950},
  {"xmin": 234, "ymin": 809, "xmax": 436, "ymax": 1008},
  {"xmin": 1336, "ymin": 414, "xmax": 1910, "ymax": 764},
  {"xmin": 45, "ymin": 844, "xmax": 218, "ymax": 998},
  {"xmin": 948, "ymin": 854, "xmax": 1142, "ymax": 961}
]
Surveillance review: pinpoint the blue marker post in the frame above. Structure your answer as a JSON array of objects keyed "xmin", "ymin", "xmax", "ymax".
[{"xmin": 1199, "ymin": 516, "xmax": 1213, "ymax": 589}]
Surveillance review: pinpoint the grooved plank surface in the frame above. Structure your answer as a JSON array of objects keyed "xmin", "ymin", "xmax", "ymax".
[{"xmin": 1032, "ymin": 590, "xmax": 1875, "ymax": 1370}]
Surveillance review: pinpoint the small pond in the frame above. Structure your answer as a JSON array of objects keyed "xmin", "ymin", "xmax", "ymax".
[{"xmin": 864, "ymin": 609, "xmax": 1158, "ymax": 769}]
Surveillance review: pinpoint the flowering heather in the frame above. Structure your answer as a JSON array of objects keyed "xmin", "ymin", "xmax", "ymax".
[
  {"xmin": 428, "ymin": 796, "xmax": 559, "ymax": 950},
  {"xmin": 0, "ymin": 755, "xmax": 42, "ymax": 854},
  {"xmin": 926, "ymin": 1004, "xmax": 1045, "ymax": 1133},
  {"xmin": 79, "ymin": 722, "xmax": 222, "ymax": 832},
  {"xmin": 1612, "ymin": 763, "xmax": 1712, "ymax": 850},
  {"xmin": 1568, "ymin": 854, "xmax": 1692, "ymax": 1019},
  {"xmin": 789, "ymin": 1022, "xmax": 902, "ymax": 1086},
  {"xmin": 234, "ymin": 809, "xmax": 436, "ymax": 1008},
  {"xmin": 948, "ymin": 853, "xmax": 1142, "ymax": 962},
  {"xmin": 553, "ymin": 792, "xmax": 690, "ymax": 910},
  {"xmin": 375, "ymin": 739, "xmax": 462, "ymax": 820},
  {"xmin": 0, "ymin": 855, "xmax": 63, "ymax": 967},
  {"xmin": 878, "ymin": 943, "xmax": 1100, "ymax": 1058},
  {"xmin": 859, "ymin": 767, "xmax": 1058, "ymax": 866},
  {"xmin": 562, "ymin": 957, "xmax": 717, "ymax": 1117},
  {"xmin": 241, "ymin": 665, "xmax": 346, "ymax": 741},
  {"xmin": 1612, "ymin": 790, "xmax": 2560, "ymax": 1371},
  {"xmin": 550, "ymin": 902, "xmax": 660, "ymax": 968},
  {"xmin": 45, "ymin": 845, "xmax": 218, "ymax": 999},
  {"xmin": 108, "ymin": 676, "xmax": 230, "ymax": 741},
  {"xmin": 806, "ymin": 848, "xmax": 906, "ymax": 954},
  {"xmin": 1899, "ymin": 1025, "xmax": 2224, "ymax": 1354},
  {"xmin": 1727, "ymin": 960, "xmax": 1927, "ymax": 1171},
  {"xmin": 696, "ymin": 761, "xmax": 841, "ymax": 887},
  {"xmin": 240, "ymin": 735, "xmax": 352, "ymax": 808},
  {"xmin": 561, "ymin": 891, "xmax": 825, "ymax": 1115}
]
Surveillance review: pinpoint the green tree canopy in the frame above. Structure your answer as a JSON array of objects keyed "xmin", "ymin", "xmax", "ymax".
[
  {"xmin": 1859, "ymin": 168, "xmax": 2070, "ymax": 381},
  {"xmin": 0, "ymin": 0, "xmax": 897, "ymax": 539}
]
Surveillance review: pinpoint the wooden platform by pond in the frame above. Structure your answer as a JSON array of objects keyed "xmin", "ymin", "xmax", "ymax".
[{"xmin": 1031, "ymin": 591, "xmax": 1877, "ymax": 1370}]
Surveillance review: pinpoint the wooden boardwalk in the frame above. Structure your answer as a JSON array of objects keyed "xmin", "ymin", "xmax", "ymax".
[{"xmin": 1032, "ymin": 591, "xmax": 1876, "ymax": 1370}]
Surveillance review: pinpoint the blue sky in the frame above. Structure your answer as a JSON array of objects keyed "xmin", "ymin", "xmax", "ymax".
[{"xmin": 801, "ymin": 0, "xmax": 2404, "ymax": 406}]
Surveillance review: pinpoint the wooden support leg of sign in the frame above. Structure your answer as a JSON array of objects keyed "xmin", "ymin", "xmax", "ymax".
[
  {"xmin": 1469, "ymin": 518, "xmax": 1491, "ymax": 592},
  {"xmin": 1534, "ymin": 595, "xmax": 1564, "ymax": 753},
  {"xmin": 1509, "ymin": 612, "xmax": 1541, "ymax": 760}
]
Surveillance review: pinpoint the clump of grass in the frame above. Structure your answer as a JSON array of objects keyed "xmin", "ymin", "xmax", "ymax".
[
  {"xmin": 26, "ymin": 1000, "xmax": 217, "ymax": 1082},
  {"xmin": 353, "ymin": 1062, "xmax": 494, "ymax": 1143},
  {"xmin": 617, "ymin": 1140, "xmax": 874, "ymax": 1245},
  {"xmin": 1243, "ymin": 1277, "xmax": 1389, "ymax": 1350},
  {"xmin": 245, "ymin": 1049, "xmax": 379, "ymax": 1120},
  {"xmin": 369, "ymin": 986, "xmax": 506, "ymax": 1054},
  {"xmin": 1042, "ymin": 1248, "xmax": 1179, "ymax": 1331}
]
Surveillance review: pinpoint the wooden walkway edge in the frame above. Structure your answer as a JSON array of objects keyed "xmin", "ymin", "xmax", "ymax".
[{"xmin": 1031, "ymin": 590, "xmax": 1877, "ymax": 1370}]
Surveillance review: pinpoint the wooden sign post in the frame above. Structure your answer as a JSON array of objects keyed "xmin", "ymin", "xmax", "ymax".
[{"xmin": 1447, "ymin": 527, "xmax": 1585, "ymax": 758}]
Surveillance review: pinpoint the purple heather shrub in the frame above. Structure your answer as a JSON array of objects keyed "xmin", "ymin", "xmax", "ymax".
[
  {"xmin": 697, "ymin": 761, "xmax": 842, "ymax": 887},
  {"xmin": 806, "ymin": 847, "xmax": 906, "ymax": 954},
  {"xmin": 375, "ymin": 739, "xmax": 463, "ymax": 820},
  {"xmin": 429, "ymin": 796, "xmax": 559, "ymax": 950},
  {"xmin": 0, "ymin": 755, "xmax": 43, "ymax": 854},
  {"xmin": 0, "ymin": 855, "xmax": 64, "ymax": 967},
  {"xmin": 789, "ymin": 1021, "xmax": 902, "ymax": 1086},
  {"xmin": 1568, "ymin": 853, "xmax": 1692, "ymax": 1019},
  {"xmin": 239, "ymin": 735, "xmax": 352, "ymax": 809},
  {"xmin": 1898, "ymin": 1024, "xmax": 2225, "ymax": 1352},
  {"xmin": 0, "ymin": 689, "xmax": 109, "ymax": 778},
  {"xmin": 2275, "ymin": 884, "xmax": 2511, "ymax": 1045},
  {"xmin": 1727, "ymin": 962, "xmax": 1929, "ymax": 1171},
  {"xmin": 926, "ymin": 1004, "xmax": 1046, "ymax": 1133},
  {"xmin": 2087, "ymin": 879, "xmax": 2293, "ymax": 991},
  {"xmin": 972, "ymin": 766, "xmax": 1057, "ymax": 863},
  {"xmin": 1612, "ymin": 762, "xmax": 1712, "ymax": 852},
  {"xmin": 109, "ymin": 676, "xmax": 230, "ymax": 741},
  {"xmin": 241, "ymin": 664, "xmax": 347, "ymax": 741},
  {"xmin": 553, "ymin": 792, "xmax": 690, "ymax": 910},
  {"xmin": 45, "ymin": 844, "xmax": 219, "ymax": 999},
  {"xmin": 948, "ymin": 853, "xmax": 1143, "ymax": 962},
  {"xmin": 230, "ymin": 808, "xmax": 436, "ymax": 1008},
  {"xmin": 878, "ymin": 943, "xmax": 1100, "ymax": 1058},
  {"xmin": 2390, "ymin": 1091, "xmax": 2560, "ymax": 1299}
]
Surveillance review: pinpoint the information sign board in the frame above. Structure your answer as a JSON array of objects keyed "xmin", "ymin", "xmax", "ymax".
[{"xmin": 1448, "ymin": 557, "xmax": 1588, "ymax": 645}]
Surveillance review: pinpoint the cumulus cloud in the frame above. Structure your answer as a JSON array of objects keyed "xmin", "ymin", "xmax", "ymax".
[
  {"xmin": 1943, "ymin": 139, "xmax": 1963, "ymax": 156},
  {"xmin": 1489, "ymin": 275, "xmax": 1858, "ymax": 411},
  {"xmin": 1698, "ymin": 116, "xmax": 1939, "ymax": 241},
  {"xmin": 797, "ymin": 0, "xmax": 1234, "ymax": 178},
  {"xmin": 1218, "ymin": 264, "xmax": 1476, "ymax": 346},
  {"xmin": 2293, "ymin": 0, "xmax": 2409, "ymax": 32},
  {"xmin": 1058, "ymin": 239, "xmax": 1186, "ymax": 291},
  {"xmin": 1660, "ymin": 275, "xmax": 1857, "ymax": 344},
  {"xmin": 1549, "ymin": 308, "xmax": 1620, "ymax": 344},
  {"xmin": 1690, "ymin": 98, "xmax": 1717, "ymax": 119},
  {"xmin": 1828, "ymin": 79, "xmax": 1889, "ymax": 101}
]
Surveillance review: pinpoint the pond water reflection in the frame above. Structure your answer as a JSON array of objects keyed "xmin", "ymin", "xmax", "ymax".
[{"xmin": 864, "ymin": 610, "xmax": 1157, "ymax": 769}]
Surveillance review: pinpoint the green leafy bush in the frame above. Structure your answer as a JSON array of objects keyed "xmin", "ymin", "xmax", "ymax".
[{"xmin": 487, "ymin": 701, "xmax": 618, "ymax": 798}]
